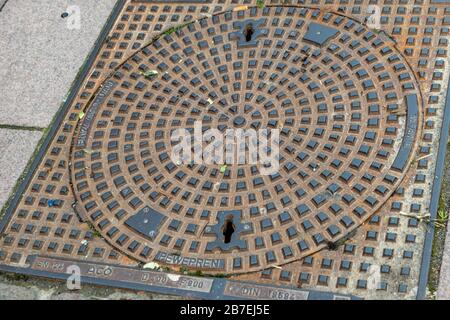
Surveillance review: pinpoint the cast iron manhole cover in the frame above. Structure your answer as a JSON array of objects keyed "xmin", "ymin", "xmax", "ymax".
[{"xmin": 70, "ymin": 6, "xmax": 422, "ymax": 273}]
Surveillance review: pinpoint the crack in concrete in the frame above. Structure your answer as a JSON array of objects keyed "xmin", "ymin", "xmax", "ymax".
[
  {"xmin": 0, "ymin": 0, "xmax": 9, "ymax": 12},
  {"xmin": 0, "ymin": 124, "xmax": 46, "ymax": 132}
]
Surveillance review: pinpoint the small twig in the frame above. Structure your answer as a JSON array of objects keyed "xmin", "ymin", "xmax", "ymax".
[
  {"xmin": 269, "ymin": 265, "xmax": 282, "ymax": 270},
  {"xmin": 399, "ymin": 212, "xmax": 448, "ymax": 228},
  {"xmin": 416, "ymin": 154, "xmax": 432, "ymax": 162}
]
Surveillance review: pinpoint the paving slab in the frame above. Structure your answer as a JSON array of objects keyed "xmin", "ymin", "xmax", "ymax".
[
  {"xmin": 0, "ymin": 273, "xmax": 183, "ymax": 300},
  {"xmin": 0, "ymin": 0, "xmax": 116, "ymax": 128},
  {"xmin": 66, "ymin": 6, "xmax": 421, "ymax": 274},
  {"xmin": 0, "ymin": 128, "xmax": 42, "ymax": 210}
]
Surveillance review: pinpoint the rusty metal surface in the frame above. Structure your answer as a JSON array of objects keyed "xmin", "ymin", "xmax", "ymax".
[{"xmin": 1, "ymin": 0, "xmax": 449, "ymax": 299}]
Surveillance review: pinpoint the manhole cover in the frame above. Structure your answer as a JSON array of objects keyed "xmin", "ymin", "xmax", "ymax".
[{"xmin": 70, "ymin": 6, "xmax": 422, "ymax": 273}]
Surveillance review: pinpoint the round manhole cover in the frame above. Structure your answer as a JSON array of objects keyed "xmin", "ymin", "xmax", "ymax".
[{"xmin": 71, "ymin": 6, "xmax": 422, "ymax": 273}]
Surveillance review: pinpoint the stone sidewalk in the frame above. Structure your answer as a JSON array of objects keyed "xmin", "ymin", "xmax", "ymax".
[
  {"xmin": 0, "ymin": 272, "xmax": 184, "ymax": 300},
  {"xmin": 0, "ymin": 129, "xmax": 42, "ymax": 210},
  {"xmin": 0, "ymin": 0, "xmax": 115, "ymax": 214},
  {"xmin": 0, "ymin": 0, "xmax": 116, "ymax": 128}
]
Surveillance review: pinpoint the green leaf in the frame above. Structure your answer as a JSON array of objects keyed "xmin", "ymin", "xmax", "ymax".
[{"xmin": 142, "ymin": 70, "xmax": 159, "ymax": 79}]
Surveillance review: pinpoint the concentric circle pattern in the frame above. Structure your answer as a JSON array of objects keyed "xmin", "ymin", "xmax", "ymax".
[{"xmin": 71, "ymin": 6, "xmax": 422, "ymax": 273}]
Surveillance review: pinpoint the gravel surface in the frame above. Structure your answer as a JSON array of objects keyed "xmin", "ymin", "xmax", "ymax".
[{"xmin": 0, "ymin": 272, "xmax": 185, "ymax": 300}]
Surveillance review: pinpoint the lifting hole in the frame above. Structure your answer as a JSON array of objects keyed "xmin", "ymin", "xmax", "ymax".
[
  {"xmin": 222, "ymin": 217, "xmax": 235, "ymax": 244},
  {"xmin": 244, "ymin": 24, "xmax": 254, "ymax": 42}
]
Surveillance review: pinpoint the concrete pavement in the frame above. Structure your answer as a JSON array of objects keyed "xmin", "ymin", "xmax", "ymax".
[{"xmin": 0, "ymin": 0, "xmax": 115, "ymax": 211}]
